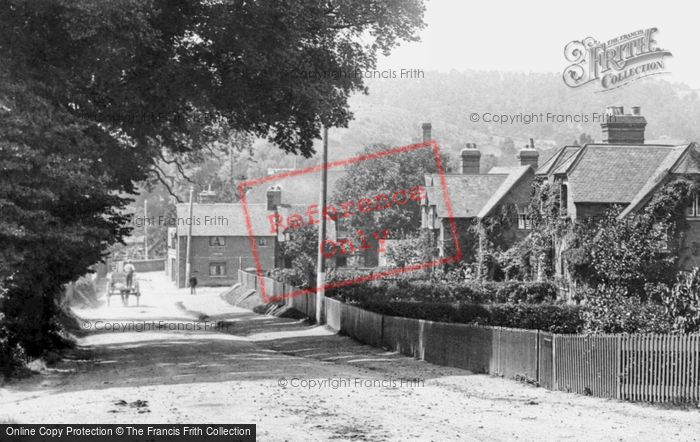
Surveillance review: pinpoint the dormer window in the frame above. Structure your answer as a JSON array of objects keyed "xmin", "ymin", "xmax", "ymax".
[{"xmin": 686, "ymin": 192, "xmax": 700, "ymax": 219}]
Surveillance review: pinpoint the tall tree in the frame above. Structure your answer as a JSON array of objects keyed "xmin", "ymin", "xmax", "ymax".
[
  {"xmin": 0, "ymin": 0, "xmax": 426, "ymax": 370},
  {"xmin": 331, "ymin": 144, "xmax": 449, "ymax": 239}
]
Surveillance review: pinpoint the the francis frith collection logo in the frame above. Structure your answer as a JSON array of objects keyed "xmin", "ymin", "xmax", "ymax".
[{"xmin": 563, "ymin": 28, "xmax": 672, "ymax": 91}]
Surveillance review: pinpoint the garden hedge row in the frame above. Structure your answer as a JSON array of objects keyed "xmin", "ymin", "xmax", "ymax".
[
  {"xmin": 328, "ymin": 279, "xmax": 559, "ymax": 305},
  {"xmin": 327, "ymin": 282, "xmax": 583, "ymax": 333}
]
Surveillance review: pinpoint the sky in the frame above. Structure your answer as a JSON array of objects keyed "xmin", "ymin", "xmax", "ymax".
[{"xmin": 377, "ymin": 0, "xmax": 699, "ymax": 89}]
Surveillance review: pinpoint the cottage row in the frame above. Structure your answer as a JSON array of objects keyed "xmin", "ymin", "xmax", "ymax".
[{"xmin": 166, "ymin": 106, "xmax": 700, "ymax": 287}]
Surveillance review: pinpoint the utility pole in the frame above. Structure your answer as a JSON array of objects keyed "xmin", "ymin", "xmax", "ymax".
[
  {"xmin": 144, "ymin": 199, "xmax": 149, "ymax": 260},
  {"xmin": 185, "ymin": 186, "xmax": 194, "ymax": 285},
  {"xmin": 315, "ymin": 126, "xmax": 328, "ymax": 324}
]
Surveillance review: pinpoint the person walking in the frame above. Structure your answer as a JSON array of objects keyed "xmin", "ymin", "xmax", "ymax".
[
  {"xmin": 124, "ymin": 261, "xmax": 136, "ymax": 288},
  {"xmin": 189, "ymin": 273, "xmax": 198, "ymax": 295}
]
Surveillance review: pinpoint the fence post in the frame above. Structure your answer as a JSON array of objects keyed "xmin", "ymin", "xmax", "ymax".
[
  {"xmin": 616, "ymin": 334, "xmax": 622, "ymax": 400},
  {"xmin": 552, "ymin": 334, "xmax": 557, "ymax": 391},
  {"xmin": 536, "ymin": 329, "xmax": 540, "ymax": 385}
]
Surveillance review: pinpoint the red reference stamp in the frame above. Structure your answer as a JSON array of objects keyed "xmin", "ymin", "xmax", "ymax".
[{"xmin": 238, "ymin": 140, "xmax": 461, "ymax": 303}]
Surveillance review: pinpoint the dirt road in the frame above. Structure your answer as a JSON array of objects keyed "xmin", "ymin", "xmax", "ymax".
[{"xmin": 1, "ymin": 272, "xmax": 698, "ymax": 441}]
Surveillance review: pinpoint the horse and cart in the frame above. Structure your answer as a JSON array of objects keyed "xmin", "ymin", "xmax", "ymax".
[{"xmin": 105, "ymin": 271, "xmax": 141, "ymax": 306}]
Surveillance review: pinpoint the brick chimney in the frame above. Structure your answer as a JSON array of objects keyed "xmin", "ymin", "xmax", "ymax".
[
  {"xmin": 601, "ymin": 105, "xmax": 646, "ymax": 144},
  {"xmin": 422, "ymin": 122, "xmax": 432, "ymax": 142},
  {"xmin": 198, "ymin": 186, "xmax": 217, "ymax": 203},
  {"xmin": 517, "ymin": 138, "xmax": 539, "ymax": 169},
  {"xmin": 460, "ymin": 143, "xmax": 481, "ymax": 174},
  {"xmin": 266, "ymin": 186, "xmax": 282, "ymax": 210}
]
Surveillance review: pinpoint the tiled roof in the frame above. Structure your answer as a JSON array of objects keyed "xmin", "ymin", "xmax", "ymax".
[
  {"xmin": 425, "ymin": 167, "xmax": 533, "ymax": 218},
  {"xmin": 477, "ymin": 166, "xmax": 533, "ymax": 218},
  {"xmin": 536, "ymin": 146, "xmax": 580, "ymax": 176},
  {"xmin": 427, "ymin": 174, "xmax": 505, "ymax": 217},
  {"xmin": 175, "ymin": 203, "xmax": 275, "ymax": 237},
  {"xmin": 244, "ymin": 169, "xmax": 345, "ymax": 206},
  {"xmin": 619, "ymin": 144, "xmax": 694, "ymax": 217},
  {"xmin": 566, "ymin": 144, "xmax": 678, "ymax": 203}
]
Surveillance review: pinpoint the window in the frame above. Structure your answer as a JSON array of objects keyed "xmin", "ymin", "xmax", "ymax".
[
  {"xmin": 686, "ymin": 192, "xmax": 700, "ymax": 218},
  {"xmin": 560, "ymin": 184, "xmax": 568, "ymax": 217},
  {"xmin": 653, "ymin": 224, "xmax": 670, "ymax": 252},
  {"xmin": 335, "ymin": 255, "xmax": 348, "ymax": 267},
  {"xmin": 209, "ymin": 236, "xmax": 225, "ymax": 247},
  {"xmin": 517, "ymin": 214, "xmax": 532, "ymax": 230},
  {"xmin": 209, "ymin": 262, "xmax": 227, "ymax": 276},
  {"xmin": 258, "ymin": 237, "xmax": 269, "ymax": 247}
]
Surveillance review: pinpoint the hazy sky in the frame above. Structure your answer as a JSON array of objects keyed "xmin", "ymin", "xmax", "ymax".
[{"xmin": 378, "ymin": 0, "xmax": 699, "ymax": 88}]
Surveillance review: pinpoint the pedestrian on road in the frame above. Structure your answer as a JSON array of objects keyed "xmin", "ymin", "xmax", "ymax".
[
  {"xmin": 124, "ymin": 261, "xmax": 136, "ymax": 288},
  {"xmin": 189, "ymin": 274, "xmax": 198, "ymax": 295}
]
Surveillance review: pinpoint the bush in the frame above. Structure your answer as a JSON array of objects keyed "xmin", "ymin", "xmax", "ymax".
[
  {"xmin": 488, "ymin": 304, "xmax": 584, "ymax": 333},
  {"xmin": 270, "ymin": 268, "xmax": 309, "ymax": 288},
  {"xmin": 582, "ymin": 285, "xmax": 671, "ymax": 333},
  {"xmin": 0, "ymin": 320, "xmax": 26, "ymax": 379},
  {"xmin": 661, "ymin": 269, "xmax": 700, "ymax": 333},
  {"xmin": 327, "ymin": 279, "xmax": 559, "ymax": 305},
  {"xmin": 327, "ymin": 282, "xmax": 583, "ymax": 333}
]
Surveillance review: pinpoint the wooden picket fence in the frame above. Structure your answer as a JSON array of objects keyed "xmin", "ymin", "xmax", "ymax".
[{"xmin": 237, "ymin": 270, "xmax": 700, "ymax": 403}]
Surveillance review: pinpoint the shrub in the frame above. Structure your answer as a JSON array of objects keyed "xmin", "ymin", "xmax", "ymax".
[
  {"xmin": 488, "ymin": 304, "xmax": 584, "ymax": 333},
  {"xmin": 327, "ymin": 282, "xmax": 582, "ymax": 333},
  {"xmin": 582, "ymin": 285, "xmax": 671, "ymax": 333},
  {"xmin": 661, "ymin": 269, "xmax": 700, "ymax": 333},
  {"xmin": 327, "ymin": 279, "xmax": 559, "ymax": 305},
  {"xmin": 0, "ymin": 320, "xmax": 26, "ymax": 379},
  {"xmin": 270, "ymin": 268, "xmax": 309, "ymax": 288}
]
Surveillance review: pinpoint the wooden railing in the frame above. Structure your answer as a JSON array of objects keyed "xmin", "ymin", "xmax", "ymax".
[{"xmin": 238, "ymin": 270, "xmax": 700, "ymax": 403}]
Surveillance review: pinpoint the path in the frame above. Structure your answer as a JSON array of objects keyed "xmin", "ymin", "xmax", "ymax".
[{"xmin": 0, "ymin": 272, "xmax": 698, "ymax": 441}]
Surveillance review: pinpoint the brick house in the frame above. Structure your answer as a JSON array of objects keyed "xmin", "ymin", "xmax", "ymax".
[
  {"xmin": 421, "ymin": 138, "xmax": 538, "ymax": 264},
  {"xmin": 169, "ymin": 197, "xmax": 278, "ymax": 288},
  {"xmin": 167, "ymin": 171, "xmax": 344, "ymax": 288},
  {"xmin": 536, "ymin": 105, "xmax": 700, "ymax": 275}
]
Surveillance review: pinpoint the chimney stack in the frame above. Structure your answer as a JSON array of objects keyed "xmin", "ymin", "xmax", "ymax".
[
  {"xmin": 198, "ymin": 185, "xmax": 217, "ymax": 203},
  {"xmin": 460, "ymin": 143, "xmax": 481, "ymax": 175},
  {"xmin": 517, "ymin": 138, "xmax": 539, "ymax": 170},
  {"xmin": 601, "ymin": 105, "xmax": 646, "ymax": 144},
  {"xmin": 422, "ymin": 122, "xmax": 432, "ymax": 143},
  {"xmin": 266, "ymin": 185, "xmax": 282, "ymax": 210}
]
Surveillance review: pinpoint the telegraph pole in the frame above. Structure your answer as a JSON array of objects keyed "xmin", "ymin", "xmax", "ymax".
[
  {"xmin": 144, "ymin": 199, "xmax": 149, "ymax": 260},
  {"xmin": 315, "ymin": 126, "xmax": 328, "ymax": 324},
  {"xmin": 185, "ymin": 186, "xmax": 194, "ymax": 285}
]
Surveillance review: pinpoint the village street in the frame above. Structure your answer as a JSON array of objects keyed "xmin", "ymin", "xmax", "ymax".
[{"xmin": 0, "ymin": 272, "xmax": 698, "ymax": 441}]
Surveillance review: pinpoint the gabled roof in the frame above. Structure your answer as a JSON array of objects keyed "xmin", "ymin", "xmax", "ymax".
[
  {"xmin": 176, "ymin": 203, "xmax": 276, "ymax": 237},
  {"xmin": 563, "ymin": 143, "xmax": 679, "ymax": 203},
  {"xmin": 478, "ymin": 166, "xmax": 533, "ymax": 218},
  {"xmin": 619, "ymin": 143, "xmax": 697, "ymax": 217},
  {"xmin": 424, "ymin": 166, "xmax": 532, "ymax": 219},
  {"xmin": 536, "ymin": 145, "xmax": 580, "ymax": 176}
]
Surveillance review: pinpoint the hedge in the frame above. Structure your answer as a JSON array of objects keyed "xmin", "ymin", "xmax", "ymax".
[
  {"xmin": 338, "ymin": 299, "xmax": 584, "ymax": 333},
  {"xmin": 327, "ymin": 282, "xmax": 583, "ymax": 333},
  {"xmin": 328, "ymin": 279, "xmax": 559, "ymax": 305}
]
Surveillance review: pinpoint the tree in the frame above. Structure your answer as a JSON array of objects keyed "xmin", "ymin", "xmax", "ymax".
[
  {"xmin": 276, "ymin": 225, "xmax": 319, "ymax": 288},
  {"xmin": 0, "ymin": 0, "xmax": 425, "ymax": 157},
  {"xmin": 0, "ymin": 1, "xmax": 426, "ymax": 373},
  {"xmin": 331, "ymin": 143, "xmax": 449, "ymax": 240},
  {"xmin": 0, "ymin": 78, "xmax": 133, "ymax": 358}
]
